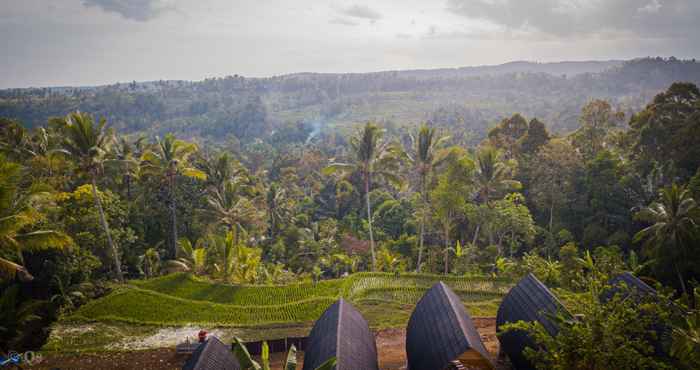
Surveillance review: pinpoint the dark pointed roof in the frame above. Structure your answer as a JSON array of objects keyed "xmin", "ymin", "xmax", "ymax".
[
  {"xmin": 496, "ymin": 273, "xmax": 569, "ymax": 370},
  {"xmin": 182, "ymin": 336, "xmax": 241, "ymax": 370},
  {"xmin": 602, "ymin": 272, "xmax": 656, "ymax": 301},
  {"xmin": 406, "ymin": 282, "xmax": 494, "ymax": 370},
  {"xmin": 302, "ymin": 298, "xmax": 379, "ymax": 370}
]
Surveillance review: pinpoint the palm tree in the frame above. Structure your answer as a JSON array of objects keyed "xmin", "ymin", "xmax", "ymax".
[
  {"xmin": 472, "ymin": 146, "xmax": 521, "ymax": 245},
  {"xmin": 108, "ymin": 136, "xmax": 145, "ymax": 200},
  {"xmin": 58, "ymin": 112, "xmax": 123, "ymax": 280},
  {"xmin": 634, "ymin": 184, "xmax": 700, "ymax": 297},
  {"xmin": 204, "ymin": 179, "xmax": 259, "ymax": 243},
  {"xmin": 323, "ymin": 122, "xmax": 402, "ymax": 270},
  {"xmin": 141, "ymin": 134, "xmax": 206, "ymax": 258},
  {"xmin": 405, "ymin": 124, "xmax": 449, "ymax": 272},
  {"xmin": 0, "ymin": 155, "xmax": 72, "ymax": 281},
  {"xmin": 266, "ymin": 182, "xmax": 288, "ymax": 239}
]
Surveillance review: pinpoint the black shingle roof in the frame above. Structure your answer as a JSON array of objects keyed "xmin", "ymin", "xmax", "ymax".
[
  {"xmin": 602, "ymin": 271, "xmax": 657, "ymax": 301},
  {"xmin": 406, "ymin": 282, "xmax": 494, "ymax": 370},
  {"xmin": 496, "ymin": 273, "xmax": 569, "ymax": 370},
  {"xmin": 182, "ymin": 336, "xmax": 241, "ymax": 370},
  {"xmin": 302, "ymin": 298, "xmax": 379, "ymax": 370}
]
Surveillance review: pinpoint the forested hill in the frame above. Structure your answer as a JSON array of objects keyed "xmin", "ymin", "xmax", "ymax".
[{"xmin": 1, "ymin": 57, "xmax": 699, "ymax": 145}]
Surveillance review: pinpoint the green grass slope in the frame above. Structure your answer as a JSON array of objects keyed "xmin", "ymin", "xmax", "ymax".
[{"xmin": 70, "ymin": 272, "xmax": 512, "ymax": 327}]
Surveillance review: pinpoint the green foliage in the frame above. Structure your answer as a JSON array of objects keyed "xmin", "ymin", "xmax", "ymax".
[
  {"xmin": 519, "ymin": 253, "xmax": 562, "ymax": 287},
  {"xmin": 671, "ymin": 289, "xmax": 700, "ymax": 369},
  {"xmin": 634, "ymin": 184, "xmax": 700, "ymax": 296},
  {"xmin": 0, "ymin": 154, "xmax": 72, "ymax": 281},
  {"xmin": 628, "ymin": 82, "xmax": 700, "ymax": 178},
  {"xmin": 558, "ymin": 242, "xmax": 580, "ymax": 288},
  {"xmin": 54, "ymin": 184, "xmax": 135, "ymax": 277}
]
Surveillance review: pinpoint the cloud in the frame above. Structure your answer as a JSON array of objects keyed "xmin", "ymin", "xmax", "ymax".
[
  {"xmin": 329, "ymin": 17, "xmax": 359, "ymax": 26},
  {"xmin": 339, "ymin": 4, "xmax": 382, "ymax": 21},
  {"xmin": 82, "ymin": 0, "xmax": 173, "ymax": 21},
  {"xmin": 446, "ymin": 0, "xmax": 700, "ymax": 39},
  {"xmin": 639, "ymin": 0, "xmax": 662, "ymax": 13}
]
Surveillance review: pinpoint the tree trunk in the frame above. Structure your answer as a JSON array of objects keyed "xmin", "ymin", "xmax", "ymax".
[
  {"xmin": 675, "ymin": 262, "xmax": 688, "ymax": 298},
  {"xmin": 416, "ymin": 175, "xmax": 426, "ymax": 273},
  {"xmin": 125, "ymin": 173, "xmax": 131, "ymax": 200},
  {"xmin": 91, "ymin": 174, "xmax": 123, "ymax": 281},
  {"xmin": 444, "ymin": 227, "xmax": 449, "ymax": 275},
  {"xmin": 365, "ymin": 173, "xmax": 376, "ymax": 271},
  {"xmin": 549, "ymin": 199, "xmax": 555, "ymax": 233},
  {"xmin": 170, "ymin": 176, "xmax": 178, "ymax": 259},
  {"xmin": 472, "ymin": 223, "xmax": 481, "ymax": 245}
]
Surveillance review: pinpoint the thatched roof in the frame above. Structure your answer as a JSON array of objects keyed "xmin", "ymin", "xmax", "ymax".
[
  {"xmin": 496, "ymin": 273, "xmax": 568, "ymax": 370},
  {"xmin": 182, "ymin": 336, "xmax": 241, "ymax": 370},
  {"xmin": 302, "ymin": 298, "xmax": 379, "ymax": 370},
  {"xmin": 406, "ymin": 282, "xmax": 494, "ymax": 370}
]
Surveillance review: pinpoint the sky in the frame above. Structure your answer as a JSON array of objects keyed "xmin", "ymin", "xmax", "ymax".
[{"xmin": 1, "ymin": 0, "xmax": 699, "ymax": 88}]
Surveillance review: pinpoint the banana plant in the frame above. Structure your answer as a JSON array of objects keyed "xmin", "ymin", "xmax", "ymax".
[{"xmin": 233, "ymin": 337, "xmax": 336, "ymax": 370}]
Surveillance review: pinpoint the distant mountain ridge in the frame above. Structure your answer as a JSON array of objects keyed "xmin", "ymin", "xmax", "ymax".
[
  {"xmin": 1, "ymin": 57, "xmax": 698, "ymax": 144},
  {"xmin": 2, "ymin": 60, "xmax": 625, "ymax": 91}
]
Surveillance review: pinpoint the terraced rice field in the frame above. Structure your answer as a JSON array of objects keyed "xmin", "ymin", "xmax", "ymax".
[{"xmin": 68, "ymin": 272, "xmax": 512, "ymax": 327}]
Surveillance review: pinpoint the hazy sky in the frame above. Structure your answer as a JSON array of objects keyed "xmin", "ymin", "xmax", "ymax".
[{"xmin": 1, "ymin": 0, "xmax": 699, "ymax": 88}]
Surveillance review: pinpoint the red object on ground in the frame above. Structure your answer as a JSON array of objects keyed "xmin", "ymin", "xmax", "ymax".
[{"xmin": 198, "ymin": 330, "xmax": 207, "ymax": 343}]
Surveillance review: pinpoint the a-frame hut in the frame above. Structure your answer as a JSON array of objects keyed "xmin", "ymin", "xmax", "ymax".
[
  {"xmin": 182, "ymin": 336, "xmax": 241, "ymax": 370},
  {"xmin": 496, "ymin": 273, "xmax": 569, "ymax": 370},
  {"xmin": 406, "ymin": 282, "xmax": 494, "ymax": 370},
  {"xmin": 302, "ymin": 298, "xmax": 379, "ymax": 370}
]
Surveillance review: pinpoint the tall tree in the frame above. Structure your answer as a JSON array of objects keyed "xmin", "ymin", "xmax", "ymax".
[
  {"xmin": 487, "ymin": 114, "xmax": 529, "ymax": 159},
  {"xmin": 431, "ymin": 152, "xmax": 474, "ymax": 274},
  {"xmin": 474, "ymin": 146, "xmax": 520, "ymax": 205},
  {"xmin": 58, "ymin": 112, "xmax": 124, "ymax": 280},
  {"xmin": 141, "ymin": 134, "xmax": 206, "ymax": 258},
  {"xmin": 405, "ymin": 124, "xmax": 449, "ymax": 272},
  {"xmin": 517, "ymin": 118, "xmax": 550, "ymax": 156},
  {"xmin": 108, "ymin": 136, "xmax": 145, "ymax": 200},
  {"xmin": 530, "ymin": 139, "xmax": 583, "ymax": 233},
  {"xmin": 634, "ymin": 184, "xmax": 700, "ymax": 297},
  {"xmin": 323, "ymin": 122, "xmax": 402, "ymax": 270},
  {"xmin": 571, "ymin": 99, "xmax": 624, "ymax": 161},
  {"xmin": 628, "ymin": 82, "xmax": 700, "ymax": 179},
  {"xmin": 204, "ymin": 178, "xmax": 259, "ymax": 242},
  {"xmin": 471, "ymin": 146, "xmax": 521, "ymax": 245}
]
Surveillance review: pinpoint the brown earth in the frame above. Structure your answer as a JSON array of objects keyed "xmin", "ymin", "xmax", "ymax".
[{"xmin": 29, "ymin": 318, "xmax": 508, "ymax": 370}]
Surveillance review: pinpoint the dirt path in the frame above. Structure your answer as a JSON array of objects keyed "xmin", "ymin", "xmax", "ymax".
[{"xmin": 31, "ymin": 318, "xmax": 507, "ymax": 370}]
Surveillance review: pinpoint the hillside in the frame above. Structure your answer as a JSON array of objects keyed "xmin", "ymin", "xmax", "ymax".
[
  {"xmin": 67, "ymin": 272, "xmax": 511, "ymax": 327},
  {"xmin": 1, "ymin": 57, "xmax": 698, "ymax": 146}
]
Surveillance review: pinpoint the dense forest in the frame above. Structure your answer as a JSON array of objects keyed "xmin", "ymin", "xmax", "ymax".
[
  {"xmin": 1, "ymin": 58, "xmax": 700, "ymax": 368},
  {"xmin": 2, "ymin": 57, "xmax": 700, "ymax": 146}
]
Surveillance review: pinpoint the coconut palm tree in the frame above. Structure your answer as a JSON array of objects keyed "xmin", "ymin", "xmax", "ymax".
[
  {"xmin": 634, "ymin": 184, "xmax": 700, "ymax": 297},
  {"xmin": 472, "ymin": 146, "xmax": 521, "ymax": 245},
  {"xmin": 108, "ymin": 135, "xmax": 145, "ymax": 200},
  {"xmin": 405, "ymin": 124, "xmax": 449, "ymax": 272},
  {"xmin": 57, "ymin": 112, "xmax": 123, "ymax": 280},
  {"xmin": 0, "ymin": 155, "xmax": 72, "ymax": 282},
  {"xmin": 266, "ymin": 182, "xmax": 288, "ymax": 239},
  {"xmin": 204, "ymin": 179, "xmax": 259, "ymax": 244},
  {"xmin": 140, "ymin": 134, "xmax": 206, "ymax": 258},
  {"xmin": 323, "ymin": 122, "xmax": 402, "ymax": 270}
]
